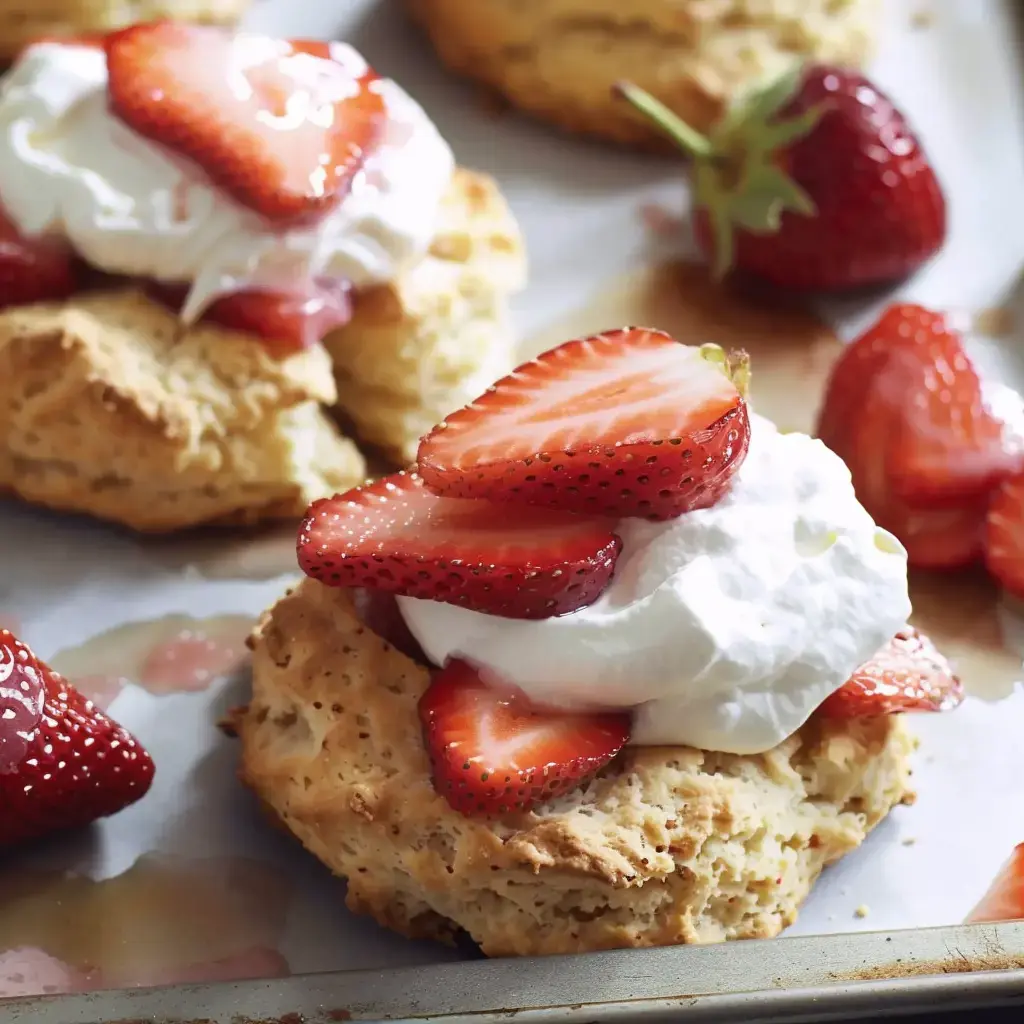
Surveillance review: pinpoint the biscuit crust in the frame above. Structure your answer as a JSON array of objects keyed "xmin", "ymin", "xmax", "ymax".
[
  {"xmin": 407, "ymin": 0, "xmax": 881, "ymax": 148},
  {"xmin": 0, "ymin": 1, "xmax": 248, "ymax": 61},
  {"xmin": 325, "ymin": 168, "xmax": 526, "ymax": 463},
  {"xmin": 238, "ymin": 579, "xmax": 916, "ymax": 956},
  {"xmin": 0, "ymin": 290, "xmax": 365, "ymax": 532}
]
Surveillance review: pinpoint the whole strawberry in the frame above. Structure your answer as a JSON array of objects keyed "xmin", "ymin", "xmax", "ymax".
[
  {"xmin": 0, "ymin": 628, "xmax": 155, "ymax": 847},
  {"xmin": 616, "ymin": 65, "xmax": 946, "ymax": 292}
]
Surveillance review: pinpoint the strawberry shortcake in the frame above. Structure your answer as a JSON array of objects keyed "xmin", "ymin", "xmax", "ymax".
[
  {"xmin": 0, "ymin": 22, "xmax": 524, "ymax": 531},
  {"xmin": 238, "ymin": 328, "xmax": 961, "ymax": 955}
]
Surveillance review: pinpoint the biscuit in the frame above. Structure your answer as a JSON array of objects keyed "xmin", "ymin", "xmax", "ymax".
[
  {"xmin": 406, "ymin": 0, "xmax": 882, "ymax": 147},
  {"xmin": 0, "ymin": 289, "xmax": 365, "ymax": 532},
  {"xmin": 0, "ymin": 1, "xmax": 248, "ymax": 61},
  {"xmin": 325, "ymin": 168, "xmax": 526, "ymax": 463},
  {"xmin": 238, "ymin": 579, "xmax": 916, "ymax": 956}
]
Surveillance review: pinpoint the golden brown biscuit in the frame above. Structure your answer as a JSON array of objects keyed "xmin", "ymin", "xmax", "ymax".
[
  {"xmin": 0, "ymin": 1, "xmax": 248, "ymax": 61},
  {"xmin": 0, "ymin": 290, "xmax": 365, "ymax": 532},
  {"xmin": 325, "ymin": 168, "xmax": 526, "ymax": 463},
  {"xmin": 238, "ymin": 579, "xmax": 916, "ymax": 956},
  {"xmin": 406, "ymin": 0, "xmax": 882, "ymax": 147}
]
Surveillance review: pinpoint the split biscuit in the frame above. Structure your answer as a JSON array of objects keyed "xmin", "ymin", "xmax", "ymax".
[
  {"xmin": 325, "ymin": 168, "xmax": 526, "ymax": 463},
  {"xmin": 0, "ymin": 289, "xmax": 365, "ymax": 532}
]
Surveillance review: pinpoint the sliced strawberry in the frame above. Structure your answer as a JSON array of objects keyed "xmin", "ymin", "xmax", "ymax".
[
  {"xmin": 297, "ymin": 472, "xmax": 622, "ymax": 620},
  {"xmin": 0, "ymin": 207, "xmax": 77, "ymax": 311},
  {"xmin": 818, "ymin": 628, "xmax": 963, "ymax": 718},
  {"xmin": 418, "ymin": 659, "xmax": 630, "ymax": 816},
  {"xmin": 967, "ymin": 845, "xmax": 1024, "ymax": 923},
  {"xmin": 106, "ymin": 23, "xmax": 386, "ymax": 225},
  {"xmin": 816, "ymin": 305, "xmax": 1020, "ymax": 569},
  {"xmin": 984, "ymin": 473, "xmax": 1024, "ymax": 599},
  {"xmin": 417, "ymin": 328, "xmax": 751, "ymax": 521},
  {"xmin": 0, "ymin": 628, "xmax": 155, "ymax": 848},
  {"xmin": 150, "ymin": 279, "xmax": 352, "ymax": 356}
]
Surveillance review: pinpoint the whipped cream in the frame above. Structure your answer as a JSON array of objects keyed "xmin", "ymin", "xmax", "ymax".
[
  {"xmin": 398, "ymin": 416, "xmax": 912, "ymax": 755},
  {"xmin": 0, "ymin": 41, "xmax": 454, "ymax": 319}
]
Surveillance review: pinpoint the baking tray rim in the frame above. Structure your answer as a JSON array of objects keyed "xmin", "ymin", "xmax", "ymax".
[{"xmin": 3, "ymin": 919, "xmax": 1022, "ymax": 1022}]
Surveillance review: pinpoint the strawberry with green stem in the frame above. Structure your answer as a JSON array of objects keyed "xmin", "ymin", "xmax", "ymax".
[{"xmin": 615, "ymin": 65, "xmax": 946, "ymax": 292}]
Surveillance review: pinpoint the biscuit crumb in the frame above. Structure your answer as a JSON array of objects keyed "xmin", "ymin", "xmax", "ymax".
[
  {"xmin": 902, "ymin": 837, "xmax": 917, "ymax": 847},
  {"xmin": 855, "ymin": 904, "xmax": 870, "ymax": 919},
  {"xmin": 910, "ymin": 9, "xmax": 933, "ymax": 28}
]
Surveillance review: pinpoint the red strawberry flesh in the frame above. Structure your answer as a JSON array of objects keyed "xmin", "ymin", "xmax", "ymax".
[
  {"xmin": 106, "ymin": 23, "xmax": 386, "ymax": 225},
  {"xmin": 149, "ymin": 278, "xmax": 352, "ymax": 356},
  {"xmin": 967, "ymin": 844, "xmax": 1024, "ymax": 923},
  {"xmin": 417, "ymin": 328, "xmax": 750, "ymax": 521},
  {"xmin": 818, "ymin": 628, "xmax": 963, "ymax": 718},
  {"xmin": 0, "ymin": 629, "xmax": 155, "ymax": 848},
  {"xmin": 0, "ymin": 207, "xmax": 77, "ymax": 311},
  {"xmin": 297, "ymin": 472, "xmax": 622, "ymax": 620},
  {"xmin": 816, "ymin": 305, "xmax": 1020, "ymax": 569},
  {"xmin": 418, "ymin": 658, "xmax": 630, "ymax": 816},
  {"xmin": 984, "ymin": 473, "xmax": 1024, "ymax": 599}
]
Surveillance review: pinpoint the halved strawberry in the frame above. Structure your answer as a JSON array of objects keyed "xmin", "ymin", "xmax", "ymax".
[
  {"xmin": 0, "ymin": 628, "xmax": 155, "ymax": 848},
  {"xmin": 418, "ymin": 659, "xmax": 630, "ymax": 816},
  {"xmin": 817, "ymin": 305, "xmax": 1020, "ymax": 569},
  {"xmin": 818, "ymin": 628, "xmax": 963, "ymax": 718},
  {"xmin": 984, "ymin": 473, "xmax": 1024, "ymax": 599},
  {"xmin": 106, "ymin": 23, "xmax": 386, "ymax": 225},
  {"xmin": 417, "ymin": 328, "xmax": 751, "ymax": 521},
  {"xmin": 150, "ymin": 279, "xmax": 352, "ymax": 356},
  {"xmin": 297, "ymin": 472, "xmax": 622, "ymax": 620},
  {"xmin": 0, "ymin": 207, "xmax": 77, "ymax": 311},
  {"xmin": 966, "ymin": 844, "xmax": 1024, "ymax": 923}
]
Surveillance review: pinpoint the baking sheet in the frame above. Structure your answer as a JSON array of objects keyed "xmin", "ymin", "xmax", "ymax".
[{"xmin": 2, "ymin": 0, "xmax": 1024, "ymax": 1010}]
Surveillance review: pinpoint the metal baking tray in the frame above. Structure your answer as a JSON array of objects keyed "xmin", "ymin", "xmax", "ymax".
[
  {"xmin": 2, "ymin": 0, "xmax": 1023, "ymax": 1022},
  {"xmin": 3, "ymin": 922, "xmax": 1023, "ymax": 1022}
]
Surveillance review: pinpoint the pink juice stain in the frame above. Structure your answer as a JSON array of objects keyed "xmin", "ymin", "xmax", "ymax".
[
  {"xmin": 0, "ymin": 855, "xmax": 292, "ymax": 999},
  {"xmin": 48, "ymin": 614, "xmax": 255, "ymax": 703}
]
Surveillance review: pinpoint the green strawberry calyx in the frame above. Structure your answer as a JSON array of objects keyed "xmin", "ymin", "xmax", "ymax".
[
  {"xmin": 614, "ymin": 70, "xmax": 825, "ymax": 278},
  {"xmin": 699, "ymin": 343, "xmax": 751, "ymax": 399}
]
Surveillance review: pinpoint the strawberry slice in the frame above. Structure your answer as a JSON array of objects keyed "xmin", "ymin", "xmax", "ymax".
[
  {"xmin": 418, "ymin": 659, "xmax": 630, "ymax": 816},
  {"xmin": 0, "ymin": 207, "xmax": 77, "ymax": 311},
  {"xmin": 150, "ymin": 279, "xmax": 352, "ymax": 356},
  {"xmin": 106, "ymin": 23, "xmax": 387, "ymax": 225},
  {"xmin": 816, "ymin": 305, "xmax": 1020, "ymax": 569},
  {"xmin": 417, "ymin": 328, "xmax": 751, "ymax": 521},
  {"xmin": 818, "ymin": 628, "xmax": 963, "ymax": 718},
  {"xmin": 967, "ymin": 845, "xmax": 1024, "ymax": 923},
  {"xmin": 0, "ymin": 628, "xmax": 155, "ymax": 848},
  {"xmin": 297, "ymin": 472, "xmax": 622, "ymax": 620},
  {"xmin": 984, "ymin": 473, "xmax": 1024, "ymax": 599}
]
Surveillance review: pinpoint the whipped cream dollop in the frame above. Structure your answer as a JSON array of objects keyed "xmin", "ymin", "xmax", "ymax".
[
  {"xmin": 0, "ymin": 41, "xmax": 454, "ymax": 319},
  {"xmin": 398, "ymin": 416, "xmax": 913, "ymax": 755}
]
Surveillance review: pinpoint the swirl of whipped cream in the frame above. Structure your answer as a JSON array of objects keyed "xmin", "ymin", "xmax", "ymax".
[
  {"xmin": 0, "ymin": 40, "xmax": 454, "ymax": 319},
  {"xmin": 398, "ymin": 416, "xmax": 913, "ymax": 755}
]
